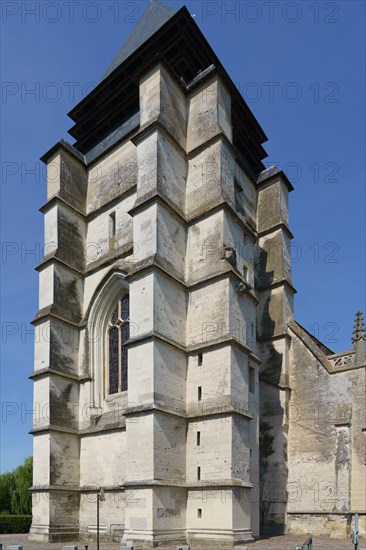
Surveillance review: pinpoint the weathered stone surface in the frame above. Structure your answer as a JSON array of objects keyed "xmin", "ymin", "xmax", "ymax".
[{"xmin": 31, "ymin": 4, "xmax": 365, "ymax": 546}]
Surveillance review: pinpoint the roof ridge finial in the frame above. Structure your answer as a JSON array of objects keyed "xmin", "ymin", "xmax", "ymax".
[{"xmin": 352, "ymin": 310, "xmax": 366, "ymax": 343}]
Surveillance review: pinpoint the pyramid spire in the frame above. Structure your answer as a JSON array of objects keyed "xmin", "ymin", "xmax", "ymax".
[
  {"xmin": 101, "ymin": 0, "xmax": 176, "ymax": 81},
  {"xmin": 352, "ymin": 310, "xmax": 366, "ymax": 365},
  {"xmin": 352, "ymin": 310, "xmax": 366, "ymax": 343}
]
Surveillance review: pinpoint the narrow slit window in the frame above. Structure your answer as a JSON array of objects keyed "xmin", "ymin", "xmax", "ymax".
[
  {"xmin": 198, "ymin": 353, "xmax": 203, "ymax": 366},
  {"xmin": 109, "ymin": 211, "xmax": 116, "ymax": 239},
  {"xmin": 197, "ymin": 508, "xmax": 202, "ymax": 518},
  {"xmin": 249, "ymin": 366, "xmax": 255, "ymax": 394},
  {"xmin": 197, "ymin": 431, "xmax": 201, "ymax": 446},
  {"xmin": 198, "ymin": 386, "xmax": 202, "ymax": 401},
  {"xmin": 197, "ymin": 466, "xmax": 201, "ymax": 480},
  {"xmin": 234, "ymin": 179, "xmax": 245, "ymax": 216}
]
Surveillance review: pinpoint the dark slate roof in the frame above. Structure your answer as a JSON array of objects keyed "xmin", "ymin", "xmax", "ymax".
[
  {"xmin": 101, "ymin": 0, "xmax": 176, "ymax": 81},
  {"xmin": 66, "ymin": 2, "xmax": 268, "ymax": 175}
]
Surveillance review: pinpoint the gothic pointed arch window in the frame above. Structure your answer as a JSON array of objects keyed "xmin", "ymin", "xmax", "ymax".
[{"xmin": 107, "ymin": 293, "xmax": 130, "ymax": 394}]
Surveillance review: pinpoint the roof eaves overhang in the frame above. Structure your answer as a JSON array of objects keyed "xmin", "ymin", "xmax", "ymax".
[{"xmin": 67, "ymin": 6, "xmax": 268, "ymax": 175}]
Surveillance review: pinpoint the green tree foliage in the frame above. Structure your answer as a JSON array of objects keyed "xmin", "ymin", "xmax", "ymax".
[
  {"xmin": 0, "ymin": 472, "xmax": 15, "ymax": 514},
  {"xmin": 0, "ymin": 457, "xmax": 32, "ymax": 515}
]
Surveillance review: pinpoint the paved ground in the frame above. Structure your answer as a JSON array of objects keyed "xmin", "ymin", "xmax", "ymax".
[{"xmin": 0, "ymin": 534, "xmax": 364, "ymax": 550}]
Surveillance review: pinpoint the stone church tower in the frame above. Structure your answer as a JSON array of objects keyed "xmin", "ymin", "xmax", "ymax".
[{"xmin": 30, "ymin": 0, "xmax": 366, "ymax": 545}]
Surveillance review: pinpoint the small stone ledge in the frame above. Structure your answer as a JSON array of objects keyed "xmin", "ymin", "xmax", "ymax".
[
  {"xmin": 123, "ymin": 479, "xmax": 253, "ymax": 489},
  {"xmin": 123, "ymin": 402, "xmax": 186, "ymax": 418},
  {"xmin": 131, "ymin": 118, "xmax": 186, "ymax": 158},
  {"xmin": 40, "ymin": 194, "xmax": 86, "ymax": 218},
  {"xmin": 126, "ymin": 329, "xmax": 186, "ymax": 354},
  {"xmin": 35, "ymin": 253, "xmax": 84, "ymax": 276},
  {"xmin": 126, "ymin": 254, "xmax": 186, "ymax": 289},
  {"xmin": 29, "ymin": 367, "xmax": 82, "ymax": 382},
  {"xmin": 30, "ymin": 424, "xmax": 79, "ymax": 436},
  {"xmin": 258, "ymin": 221, "xmax": 294, "ymax": 240},
  {"xmin": 84, "ymin": 242, "xmax": 133, "ymax": 276},
  {"xmin": 40, "ymin": 138, "xmax": 86, "ymax": 165},
  {"xmin": 32, "ymin": 307, "xmax": 80, "ymax": 328},
  {"xmin": 256, "ymin": 165, "xmax": 294, "ymax": 192},
  {"xmin": 127, "ymin": 189, "xmax": 186, "ymax": 224}
]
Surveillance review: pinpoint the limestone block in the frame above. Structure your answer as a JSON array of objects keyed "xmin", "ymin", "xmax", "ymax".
[
  {"xmin": 257, "ymin": 229, "xmax": 292, "ymax": 288},
  {"xmin": 50, "ymin": 432, "xmax": 79, "ymax": 486},
  {"xmin": 135, "ymin": 130, "xmax": 186, "ymax": 213},
  {"xmin": 186, "ymin": 417, "xmax": 233, "ymax": 482},
  {"xmin": 187, "ymin": 278, "xmax": 229, "ymax": 347},
  {"xmin": 128, "ymin": 340, "xmax": 186, "ymax": 412},
  {"xmin": 56, "ymin": 203, "xmax": 86, "ymax": 271},
  {"xmin": 33, "ymin": 433, "xmax": 51, "ymax": 486},
  {"xmin": 153, "ymin": 340, "xmax": 186, "ymax": 412},
  {"xmin": 186, "ymin": 141, "xmax": 222, "ymax": 218},
  {"xmin": 257, "ymin": 285, "xmax": 294, "ymax": 341},
  {"xmin": 156, "ymin": 204, "xmax": 186, "ymax": 279},
  {"xmin": 86, "ymin": 140, "xmax": 137, "ymax": 214},
  {"xmin": 49, "ymin": 318, "xmax": 79, "ymax": 375},
  {"xmin": 130, "ymin": 273, "xmax": 154, "ymax": 338},
  {"xmin": 46, "ymin": 149, "xmax": 86, "ymax": 211},
  {"xmin": 79, "ymin": 490, "xmax": 125, "ymax": 538},
  {"xmin": 186, "ymin": 487, "xmax": 251, "ymax": 536},
  {"xmin": 153, "ymin": 271, "xmax": 186, "ymax": 347},
  {"xmin": 186, "ymin": 346, "xmax": 232, "ymax": 414},
  {"xmin": 49, "ymin": 377, "xmax": 78, "ymax": 429},
  {"xmin": 33, "ymin": 377, "xmax": 50, "ymax": 429},
  {"xmin": 127, "ymin": 340, "xmax": 155, "ymax": 405},
  {"xmin": 223, "ymin": 211, "xmax": 254, "ymax": 278},
  {"xmin": 186, "ymin": 210, "xmax": 224, "ymax": 285},
  {"xmin": 187, "ymin": 74, "xmax": 232, "ymax": 153},
  {"xmin": 139, "ymin": 64, "xmax": 187, "ymax": 150},
  {"xmin": 124, "ymin": 487, "xmax": 153, "ymax": 535},
  {"xmin": 228, "ymin": 279, "xmax": 257, "ymax": 352},
  {"xmin": 257, "ymin": 177, "xmax": 289, "ymax": 233},
  {"xmin": 135, "ymin": 132, "xmax": 158, "ymax": 199},
  {"xmin": 80, "ymin": 431, "xmax": 127, "ymax": 487},
  {"xmin": 44, "ymin": 203, "xmax": 58, "ymax": 257},
  {"xmin": 53, "ymin": 263, "xmax": 83, "ymax": 323},
  {"xmin": 156, "ymin": 132, "xmax": 186, "ymax": 212},
  {"xmin": 132, "ymin": 203, "xmax": 157, "ymax": 263},
  {"xmin": 126, "ymin": 415, "xmax": 154, "ymax": 481},
  {"xmin": 231, "ymin": 347, "xmax": 249, "ymax": 409},
  {"xmin": 38, "ymin": 264, "xmax": 54, "ymax": 309},
  {"xmin": 153, "ymin": 486, "xmax": 186, "ymax": 531},
  {"xmin": 153, "ymin": 413, "xmax": 186, "ymax": 482},
  {"xmin": 48, "ymin": 490, "xmax": 80, "ymax": 529},
  {"xmin": 46, "ymin": 152, "xmax": 61, "ymax": 199},
  {"xmin": 86, "ymin": 192, "xmax": 135, "ymax": 268},
  {"xmin": 59, "ymin": 150, "xmax": 87, "ymax": 211},
  {"xmin": 34, "ymin": 320, "xmax": 50, "ymax": 371}
]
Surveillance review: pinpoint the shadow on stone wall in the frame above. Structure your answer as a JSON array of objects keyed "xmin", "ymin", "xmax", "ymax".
[{"xmin": 256, "ymin": 245, "xmax": 288, "ymax": 536}]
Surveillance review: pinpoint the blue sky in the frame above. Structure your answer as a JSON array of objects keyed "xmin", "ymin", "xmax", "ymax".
[{"xmin": 1, "ymin": 0, "xmax": 365, "ymax": 473}]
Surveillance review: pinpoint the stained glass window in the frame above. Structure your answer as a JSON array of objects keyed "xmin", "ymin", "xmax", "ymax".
[{"xmin": 107, "ymin": 294, "xmax": 129, "ymax": 395}]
